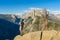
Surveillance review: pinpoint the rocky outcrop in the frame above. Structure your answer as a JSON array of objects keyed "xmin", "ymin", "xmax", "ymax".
[{"xmin": 14, "ymin": 30, "xmax": 60, "ymax": 40}]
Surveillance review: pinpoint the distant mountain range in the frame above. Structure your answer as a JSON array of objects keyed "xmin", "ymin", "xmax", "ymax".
[
  {"xmin": 0, "ymin": 9, "xmax": 60, "ymax": 23},
  {"xmin": 0, "ymin": 14, "xmax": 22, "ymax": 24},
  {"xmin": 22, "ymin": 9, "xmax": 60, "ymax": 22}
]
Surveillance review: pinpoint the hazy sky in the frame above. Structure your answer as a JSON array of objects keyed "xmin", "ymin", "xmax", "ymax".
[{"xmin": 0, "ymin": 0, "xmax": 60, "ymax": 14}]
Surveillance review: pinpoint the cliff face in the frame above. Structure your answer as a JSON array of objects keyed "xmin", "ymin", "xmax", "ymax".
[
  {"xmin": 0, "ymin": 18, "xmax": 20, "ymax": 40},
  {"xmin": 23, "ymin": 15, "xmax": 60, "ymax": 34}
]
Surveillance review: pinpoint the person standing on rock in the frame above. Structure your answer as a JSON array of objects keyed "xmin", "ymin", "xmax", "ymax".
[{"xmin": 20, "ymin": 19, "xmax": 24, "ymax": 36}]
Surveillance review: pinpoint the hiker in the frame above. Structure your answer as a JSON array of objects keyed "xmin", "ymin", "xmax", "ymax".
[{"xmin": 20, "ymin": 19, "xmax": 24, "ymax": 36}]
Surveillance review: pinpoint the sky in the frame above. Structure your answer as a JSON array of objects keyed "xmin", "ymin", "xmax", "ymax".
[{"xmin": 0, "ymin": 0, "xmax": 60, "ymax": 14}]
